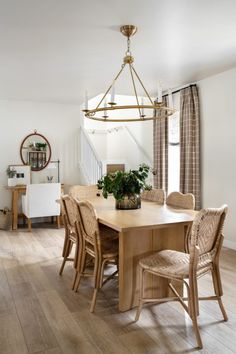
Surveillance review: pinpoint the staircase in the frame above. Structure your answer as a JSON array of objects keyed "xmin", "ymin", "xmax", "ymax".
[
  {"xmin": 79, "ymin": 126, "xmax": 103, "ymax": 184},
  {"xmin": 79, "ymin": 124, "xmax": 153, "ymax": 185}
]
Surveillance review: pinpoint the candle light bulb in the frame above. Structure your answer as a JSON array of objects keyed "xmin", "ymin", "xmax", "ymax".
[
  {"xmin": 141, "ymin": 98, "xmax": 145, "ymax": 116},
  {"xmin": 103, "ymin": 99, "xmax": 107, "ymax": 117}
]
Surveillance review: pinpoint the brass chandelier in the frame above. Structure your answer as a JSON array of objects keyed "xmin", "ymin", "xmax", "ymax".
[{"xmin": 83, "ymin": 25, "xmax": 176, "ymax": 122}]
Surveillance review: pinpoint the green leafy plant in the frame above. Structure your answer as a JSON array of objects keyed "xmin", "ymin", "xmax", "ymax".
[
  {"xmin": 6, "ymin": 166, "xmax": 17, "ymax": 178},
  {"xmin": 97, "ymin": 164, "xmax": 152, "ymax": 201},
  {"xmin": 35, "ymin": 142, "xmax": 47, "ymax": 151}
]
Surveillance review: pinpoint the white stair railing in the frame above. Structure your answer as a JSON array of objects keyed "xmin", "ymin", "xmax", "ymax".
[{"xmin": 79, "ymin": 126, "xmax": 103, "ymax": 184}]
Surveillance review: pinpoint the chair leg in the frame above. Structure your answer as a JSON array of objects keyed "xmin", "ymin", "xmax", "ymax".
[
  {"xmin": 57, "ymin": 215, "xmax": 60, "ymax": 228},
  {"xmin": 59, "ymin": 257, "xmax": 67, "ymax": 276},
  {"xmin": 211, "ymin": 266, "xmax": 228, "ymax": 321},
  {"xmin": 189, "ymin": 277, "xmax": 203, "ymax": 349},
  {"xmin": 59, "ymin": 239, "xmax": 71, "ymax": 275},
  {"xmin": 74, "ymin": 251, "xmax": 87, "ymax": 292},
  {"xmin": 72, "ymin": 271, "xmax": 78, "ymax": 290},
  {"xmin": 90, "ymin": 257, "xmax": 102, "ymax": 313},
  {"xmin": 62, "ymin": 233, "xmax": 69, "ymax": 258},
  {"xmin": 99, "ymin": 259, "xmax": 108, "ymax": 288},
  {"xmin": 27, "ymin": 218, "xmax": 32, "ymax": 232},
  {"xmin": 72, "ymin": 241, "xmax": 81, "ymax": 290},
  {"xmin": 193, "ymin": 277, "xmax": 199, "ymax": 316},
  {"xmin": 135, "ymin": 266, "xmax": 144, "ymax": 322}
]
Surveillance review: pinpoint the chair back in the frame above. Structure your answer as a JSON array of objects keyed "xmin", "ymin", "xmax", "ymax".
[
  {"xmin": 189, "ymin": 205, "xmax": 228, "ymax": 259},
  {"xmin": 166, "ymin": 191, "xmax": 195, "ymax": 210},
  {"xmin": 141, "ymin": 189, "xmax": 165, "ymax": 204},
  {"xmin": 61, "ymin": 195, "xmax": 81, "ymax": 230},
  {"xmin": 77, "ymin": 201, "xmax": 101, "ymax": 254},
  {"xmin": 69, "ymin": 185, "xmax": 99, "ymax": 200},
  {"xmin": 25, "ymin": 183, "xmax": 61, "ymax": 218}
]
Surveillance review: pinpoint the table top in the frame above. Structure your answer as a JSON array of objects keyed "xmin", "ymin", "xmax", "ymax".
[
  {"xmin": 6, "ymin": 185, "xmax": 27, "ymax": 190},
  {"xmin": 88, "ymin": 196, "xmax": 197, "ymax": 232},
  {"xmin": 6, "ymin": 184, "xmax": 64, "ymax": 191}
]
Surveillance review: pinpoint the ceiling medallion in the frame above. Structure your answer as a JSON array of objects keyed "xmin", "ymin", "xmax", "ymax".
[{"xmin": 83, "ymin": 25, "xmax": 176, "ymax": 122}]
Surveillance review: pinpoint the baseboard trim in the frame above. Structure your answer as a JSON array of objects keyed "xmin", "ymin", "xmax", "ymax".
[{"xmin": 223, "ymin": 239, "xmax": 236, "ymax": 250}]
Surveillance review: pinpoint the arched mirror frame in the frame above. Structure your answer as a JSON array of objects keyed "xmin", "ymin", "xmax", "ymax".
[{"xmin": 20, "ymin": 130, "xmax": 52, "ymax": 171}]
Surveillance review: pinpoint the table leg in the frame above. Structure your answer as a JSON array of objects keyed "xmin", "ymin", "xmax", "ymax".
[
  {"xmin": 12, "ymin": 190, "xmax": 19, "ymax": 230},
  {"xmin": 118, "ymin": 229, "xmax": 153, "ymax": 312}
]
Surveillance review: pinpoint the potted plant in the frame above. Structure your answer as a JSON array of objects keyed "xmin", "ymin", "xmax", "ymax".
[
  {"xmin": 6, "ymin": 166, "xmax": 17, "ymax": 187},
  {"xmin": 98, "ymin": 164, "xmax": 151, "ymax": 209},
  {"xmin": 35, "ymin": 142, "xmax": 47, "ymax": 151}
]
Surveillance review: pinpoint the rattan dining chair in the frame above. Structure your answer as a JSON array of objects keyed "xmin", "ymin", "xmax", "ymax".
[
  {"xmin": 59, "ymin": 195, "xmax": 82, "ymax": 290},
  {"xmin": 166, "ymin": 191, "xmax": 195, "ymax": 253},
  {"xmin": 141, "ymin": 188, "xmax": 165, "ymax": 204},
  {"xmin": 69, "ymin": 184, "xmax": 99, "ymax": 200},
  {"xmin": 69, "ymin": 184, "xmax": 118, "ymax": 242},
  {"xmin": 59, "ymin": 195, "xmax": 82, "ymax": 289},
  {"xmin": 74, "ymin": 200, "xmax": 119, "ymax": 313},
  {"xmin": 166, "ymin": 191, "xmax": 195, "ymax": 210},
  {"xmin": 135, "ymin": 205, "xmax": 228, "ymax": 349}
]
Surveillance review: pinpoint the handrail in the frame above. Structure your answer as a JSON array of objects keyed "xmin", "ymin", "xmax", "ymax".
[
  {"xmin": 80, "ymin": 126, "xmax": 102, "ymax": 163},
  {"xmin": 79, "ymin": 126, "xmax": 102, "ymax": 184}
]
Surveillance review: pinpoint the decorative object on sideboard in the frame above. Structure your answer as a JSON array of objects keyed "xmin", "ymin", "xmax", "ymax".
[
  {"xmin": 97, "ymin": 164, "xmax": 151, "ymax": 209},
  {"xmin": 7, "ymin": 165, "xmax": 31, "ymax": 186},
  {"xmin": 47, "ymin": 176, "xmax": 54, "ymax": 183},
  {"xmin": 46, "ymin": 159, "xmax": 60, "ymax": 183},
  {"xmin": 20, "ymin": 130, "xmax": 51, "ymax": 171},
  {"xmin": 6, "ymin": 166, "xmax": 17, "ymax": 187},
  {"xmin": 83, "ymin": 25, "xmax": 176, "ymax": 123}
]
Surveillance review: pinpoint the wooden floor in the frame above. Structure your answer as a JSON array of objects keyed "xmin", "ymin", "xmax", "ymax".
[{"xmin": 0, "ymin": 226, "xmax": 236, "ymax": 354}]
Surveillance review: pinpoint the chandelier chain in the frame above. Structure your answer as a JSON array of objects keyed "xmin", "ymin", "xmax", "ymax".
[{"xmin": 126, "ymin": 37, "xmax": 131, "ymax": 55}]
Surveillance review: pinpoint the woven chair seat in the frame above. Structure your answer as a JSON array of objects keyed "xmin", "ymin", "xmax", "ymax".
[{"xmin": 139, "ymin": 249, "xmax": 213, "ymax": 280}]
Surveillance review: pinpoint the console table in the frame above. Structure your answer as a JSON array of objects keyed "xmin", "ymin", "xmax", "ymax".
[{"xmin": 6, "ymin": 184, "xmax": 64, "ymax": 230}]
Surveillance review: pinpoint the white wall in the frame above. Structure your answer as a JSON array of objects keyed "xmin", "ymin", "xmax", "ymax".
[
  {"xmin": 198, "ymin": 67, "xmax": 236, "ymax": 248},
  {"xmin": 0, "ymin": 100, "xmax": 81, "ymax": 209}
]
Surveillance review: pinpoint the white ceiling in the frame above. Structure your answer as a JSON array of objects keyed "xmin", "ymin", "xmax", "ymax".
[{"xmin": 1, "ymin": 0, "xmax": 236, "ymax": 104}]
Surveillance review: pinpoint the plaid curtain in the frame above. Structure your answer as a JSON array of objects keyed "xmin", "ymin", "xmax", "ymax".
[
  {"xmin": 180, "ymin": 85, "xmax": 201, "ymax": 210},
  {"xmin": 153, "ymin": 96, "xmax": 168, "ymax": 193}
]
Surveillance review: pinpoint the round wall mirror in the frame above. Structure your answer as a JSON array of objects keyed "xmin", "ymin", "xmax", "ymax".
[{"xmin": 20, "ymin": 130, "xmax": 52, "ymax": 171}]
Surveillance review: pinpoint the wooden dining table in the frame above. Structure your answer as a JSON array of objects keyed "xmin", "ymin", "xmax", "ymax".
[{"xmin": 88, "ymin": 196, "xmax": 197, "ymax": 312}]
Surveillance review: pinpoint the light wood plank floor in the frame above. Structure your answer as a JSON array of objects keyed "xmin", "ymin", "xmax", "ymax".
[{"xmin": 0, "ymin": 226, "xmax": 236, "ymax": 353}]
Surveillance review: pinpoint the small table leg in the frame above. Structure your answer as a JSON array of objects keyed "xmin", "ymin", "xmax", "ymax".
[{"xmin": 12, "ymin": 190, "xmax": 19, "ymax": 230}]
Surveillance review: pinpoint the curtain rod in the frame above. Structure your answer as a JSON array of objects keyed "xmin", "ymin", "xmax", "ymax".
[{"xmin": 162, "ymin": 83, "xmax": 197, "ymax": 98}]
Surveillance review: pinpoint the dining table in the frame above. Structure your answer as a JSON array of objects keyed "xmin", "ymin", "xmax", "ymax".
[{"xmin": 87, "ymin": 196, "xmax": 197, "ymax": 312}]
